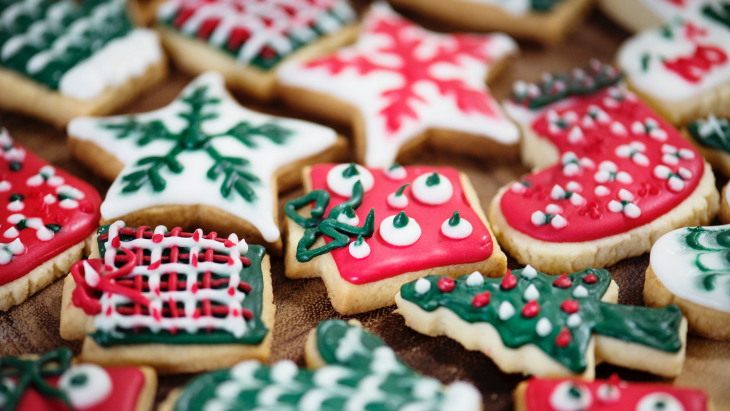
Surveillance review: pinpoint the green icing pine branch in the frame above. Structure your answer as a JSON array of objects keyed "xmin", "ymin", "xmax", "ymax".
[
  {"xmin": 684, "ymin": 226, "xmax": 730, "ymax": 292},
  {"xmin": 688, "ymin": 114, "xmax": 730, "ymax": 153}
]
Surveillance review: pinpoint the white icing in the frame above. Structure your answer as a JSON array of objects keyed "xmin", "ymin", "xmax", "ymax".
[
  {"xmin": 414, "ymin": 278, "xmax": 431, "ymax": 295},
  {"xmin": 58, "ymin": 364, "xmax": 112, "ymax": 409},
  {"xmin": 277, "ymin": 2, "xmax": 519, "ymax": 167},
  {"xmin": 595, "ymin": 161, "xmax": 633, "ymax": 184},
  {"xmin": 68, "ymin": 72, "xmax": 339, "ymax": 243},
  {"xmin": 411, "ymin": 172, "xmax": 453, "ymax": 205},
  {"xmin": 440, "ymin": 381, "xmax": 482, "ymax": 411},
  {"xmin": 387, "ymin": 192, "xmax": 408, "ymax": 209},
  {"xmin": 608, "ymin": 189, "xmax": 641, "ymax": 219},
  {"xmin": 348, "ymin": 239, "xmax": 370, "ymax": 259},
  {"xmin": 567, "ymin": 313, "xmax": 582, "ymax": 328},
  {"xmin": 336, "ymin": 211, "xmax": 359, "ymax": 226},
  {"xmin": 615, "ymin": 141, "xmax": 649, "ymax": 166},
  {"xmin": 535, "ymin": 317, "xmax": 552, "ymax": 337},
  {"xmin": 379, "ymin": 214, "xmax": 421, "ymax": 246},
  {"xmin": 498, "ymin": 301, "xmax": 515, "ymax": 320},
  {"xmin": 636, "ymin": 393, "xmax": 685, "ymax": 411},
  {"xmin": 6, "ymin": 200, "xmax": 23, "ymax": 212},
  {"xmin": 335, "ymin": 327, "xmax": 370, "ymax": 362},
  {"xmin": 383, "ymin": 164, "xmax": 407, "ymax": 180},
  {"xmin": 572, "ymin": 285, "xmax": 589, "ymax": 298},
  {"xmin": 523, "ymin": 284, "xmax": 540, "ymax": 301},
  {"xmin": 0, "ymin": 181, "xmax": 10, "ymax": 191},
  {"xmin": 327, "ymin": 164, "xmax": 375, "ymax": 198},
  {"xmin": 594, "ymin": 185, "xmax": 610, "ymax": 196},
  {"xmin": 465, "ymin": 271, "xmax": 484, "ymax": 287},
  {"xmin": 3, "ymin": 227, "xmax": 19, "ymax": 239},
  {"xmin": 0, "ymin": 238, "xmax": 25, "ymax": 265},
  {"xmin": 550, "ymin": 381, "xmax": 593, "ymax": 411},
  {"xmin": 441, "ymin": 216, "xmax": 472, "ymax": 240},
  {"xmin": 597, "ymin": 382, "xmax": 620, "ymax": 404}
]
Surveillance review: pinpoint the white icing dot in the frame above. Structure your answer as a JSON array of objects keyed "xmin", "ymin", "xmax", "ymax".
[
  {"xmin": 44, "ymin": 194, "xmax": 56, "ymax": 204},
  {"xmin": 596, "ymin": 383, "xmax": 620, "ymax": 404},
  {"xmin": 36, "ymin": 227, "xmax": 54, "ymax": 241},
  {"xmin": 573, "ymin": 285, "xmax": 589, "ymax": 298},
  {"xmin": 610, "ymin": 121, "xmax": 627, "ymax": 136},
  {"xmin": 270, "ymin": 360, "xmax": 298, "ymax": 384},
  {"xmin": 59, "ymin": 199, "xmax": 79, "ymax": 209},
  {"xmin": 326, "ymin": 164, "xmax": 374, "ymax": 197},
  {"xmin": 441, "ymin": 216, "xmax": 472, "ymax": 240},
  {"xmin": 387, "ymin": 192, "xmax": 408, "ymax": 209},
  {"xmin": 594, "ymin": 185, "xmax": 610, "ymax": 196},
  {"xmin": 379, "ymin": 214, "xmax": 421, "ymax": 246},
  {"xmin": 6, "ymin": 200, "xmax": 23, "ymax": 212},
  {"xmin": 384, "ymin": 164, "xmax": 407, "ymax": 180},
  {"xmin": 0, "ymin": 181, "xmax": 10, "ymax": 192},
  {"xmin": 465, "ymin": 271, "xmax": 484, "ymax": 287},
  {"xmin": 336, "ymin": 212, "xmax": 359, "ymax": 226},
  {"xmin": 414, "ymin": 278, "xmax": 431, "ymax": 295},
  {"xmin": 521, "ymin": 265, "xmax": 538, "ymax": 279},
  {"xmin": 551, "ymin": 215, "xmax": 568, "ymax": 229},
  {"xmin": 349, "ymin": 239, "xmax": 370, "ymax": 259},
  {"xmin": 25, "ymin": 174, "xmax": 43, "ymax": 187},
  {"xmin": 3, "ymin": 227, "xmax": 19, "ymax": 239},
  {"xmin": 523, "ymin": 284, "xmax": 540, "ymax": 301},
  {"xmin": 58, "ymin": 364, "xmax": 112, "ymax": 409},
  {"xmin": 498, "ymin": 301, "xmax": 515, "ymax": 321},
  {"xmin": 411, "ymin": 172, "xmax": 453, "ymax": 205},
  {"xmin": 636, "ymin": 393, "xmax": 684, "ymax": 411},
  {"xmin": 536, "ymin": 317, "xmax": 553, "ymax": 337},
  {"xmin": 7, "ymin": 238, "xmax": 24, "ymax": 255},
  {"xmin": 550, "ymin": 381, "xmax": 593, "ymax": 411},
  {"xmin": 567, "ymin": 314, "xmax": 582, "ymax": 328}
]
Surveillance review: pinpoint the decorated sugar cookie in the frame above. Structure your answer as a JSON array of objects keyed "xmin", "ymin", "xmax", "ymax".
[
  {"xmin": 514, "ymin": 374, "xmax": 711, "ymax": 411},
  {"xmin": 387, "ymin": 0, "xmax": 593, "ymax": 44},
  {"xmin": 0, "ymin": 348, "xmax": 156, "ymax": 411},
  {"xmin": 396, "ymin": 267, "xmax": 688, "ymax": 380},
  {"xmin": 67, "ymin": 72, "xmax": 346, "ymax": 251},
  {"xmin": 646, "ymin": 225, "xmax": 730, "ymax": 340},
  {"xmin": 0, "ymin": 0, "xmax": 166, "ymax": 127},
  {"xmin": 285, "ymin": 163, "xmax": 507, "ymax": 314},
  {"xmin": 277, "ymin": 2, "xmax": 520, "ymax": 168},
  {"xmin": 598, "ymin": 0, "xmax": 710, "ymax": 32},
  {"xmin": 491, "ymin": 62, "xmax": 718, "ymax": 274},
  {"xmin": 59, "ymin": 221, "xmax": 274, "ymax": 374},
  {"xmin": 0, "ymin": 125, "xmax": 101, "ymax": 311},
  {"xmin": 686, "ymin": 114, "xmax": 730, "ymax": 176},
  {"xmin": 617, "ymin": 6, "xmax": 730, "ymax": 125},
  {"xmin": 159, "ymin": 319, "xmax": 482, "ymax": 411},
  {"xmin": 155, "ymin": 0, "xmax": 357, "ymax": 101}
]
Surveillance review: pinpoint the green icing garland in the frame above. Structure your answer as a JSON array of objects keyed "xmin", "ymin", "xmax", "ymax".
[
  {"xmin": 172, "ymin": 319, "xmax": 471, "ymax": 411},
  {"xmin": 684, "ymin": 226, "xmax": 730, "ymax": 292},
  {"xmin": 688, "ymin": 114, "xmax": 730, "ymax": 154},
  {"xmin": 0, "ymin": 0, "xmax": 133, "ymax": 90},
  {"xmin": 0, "ymin": 348, "xmax": 73, "ymax": 411},
  {"xmin": 400, "ymin": 268, "xmax": 683, "ymax": 373}
]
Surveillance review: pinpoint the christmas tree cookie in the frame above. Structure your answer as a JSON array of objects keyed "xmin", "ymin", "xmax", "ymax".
[
  {"xmin": 0, "ymin": 348, "xmax": 157, "ymax": 411},
  {"xmin": 0, "ymin": 0, "xmax": 167, "ymax": 127},
  {"xmin": 617, "ymin": 5, "xmax": 730, "ymax": 125},
  {"xmin": 0, "ymin": 124, "xmax": 101, "ymax": 311},
  {"xmin": 395, "ymin": 268, "xmax": 688, "ymax": 380},
  {"xmin": 686, "ymin": 114, "xmax": 730, "ymax": 177},
  {"xmin": 154, "ymin": 0, "xmax": 357, "ymax": 101},
  {"xmin": 59, "ymin": 221, "xmax": 274, "ymax": 374},
  {"xmin": 285, "ymin": 163, "xmax": 507, "ymax": 315},
  {"xmin": 387, "ymin": 0, "xmax": 593, "ymax": 44},
  {"xmin": 492, "ymin": 62, "xmax": 718, "ymax": 274},
  {"xmin": 67, "ymin": 72, "xmax": 347, "ymax": 252},
  {"xmin": 159, "ymin": 319, "xmax": 482, "ymax": 411},
  {"xmin": 277, "ymin": 2, "xmax": 520, "ymax": 168},
  {"xmin": 647, "ymin": 225, "xmax": 730, "ymax": 340},
  {"xmin": 514, "ymin": 374, "xmax": 711, "ymax": 411}
]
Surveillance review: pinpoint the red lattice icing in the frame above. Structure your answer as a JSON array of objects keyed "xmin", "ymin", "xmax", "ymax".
[
  {"xmin": 0, "ymin": 128, "xmax": 100, "ymax": 286},
  {"xmin": 501, "ymin": 86, "xmax": 704, "ymax": 242},
  {"xmin": 309, "ymin": 165, "xmax": 494, "ymax": 284}
]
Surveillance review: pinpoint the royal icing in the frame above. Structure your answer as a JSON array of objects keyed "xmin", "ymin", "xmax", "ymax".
[
  {"xmin": 170, "ymin": 319, "xmax": 482, "ymax": 411},
  {"xmin": 502, "ymin": 63, "xmax": 705, "ymax": 242},
  {"xmin": 441, "ymin": 211, "xmax": 473, "ymax": 239},
  {"xmin": 651, "ymin": 225, "xmax": 730, "ymax": 313},
  {"xmin": 348, "ymin": 235, "xmax": 370, "ymax": 259},
  {"xmin": 0, "ymin": 0, "xmax": 163, "ymax": 100},
  {"xmin": 688, "ymin": 114, "xmax": 730, "ymax": 153},
  {"xmin": 156, "ymin": 0, "xmax": 356, "ymax": 70},
  {"xmin": 523, "ymin": 375, "xmax": 708, "ymax": 411},
  {"xmin": 0, "ymin": 126, "xmax": 100, "ymax": 286},
  {"xmin": 69, "ymin": 222, "xmax": 269, "ymax": 346},
  {"xmin": 67, "ymin": 72, "xmax": 338, "ymax": 243},
  {"xmin": 400, "ymin": 268, "xmax": 684, "ymax": 374},
  {"xmin": 287, "ymin": 165, "xmax": 494, "ymax": 284},
  {"xmin": 277, "ymin": 2, "xmax": 519, "ymax": 167}
]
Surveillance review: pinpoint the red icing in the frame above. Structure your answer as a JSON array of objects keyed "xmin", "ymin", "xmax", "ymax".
[
  {"xmin": 556, "ymin": 328, "xmax": 572, "ymax": 347},
  {"xmin": 500, "ymin": 87, "xmax": 704, "ymax": 242},
  {"xmin": 560, "ymin": 299, "xmax": 579, "ymax": 314},
  {"xmin": 0, "ymin": 133, "xmax": 101, "ymax": 286},
  {"xmin": 582, "ymin": 273, "xmax": 598, "ymax": 284},
  {"xmin": 523, "ymin": 377, "xmax": 708, "ymax": 411},
  {"xmin": 553, "ymin": 274, "xmax": 572, "ymax": 289},
  {"xmin": 437, "ymin": 276, "xmax": 456, "ymax": 293},
  {"xmin": 15, "ymin": 367, "xmax": 146, "ymax": 411},
  {"xmin": 501, "ymin": 270, "xmax": 517, "ymax": 290},
  {"xmin": 309, "ymin": 165, "xmax": 494, "ymax": 284},
  {"xmin": 661, "ymin": 22, "xmax": 728, "ymax": 83},
  {"xmin": 472, "ymin": 291, "xmax": 491, "ymax": 308},
  {"xmin": 522, "ymin": 300, "xmax": 540, "ymax": 318}
]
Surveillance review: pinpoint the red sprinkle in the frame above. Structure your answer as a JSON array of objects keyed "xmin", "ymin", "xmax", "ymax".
[
  {"xmin": 522, "ymin": 300, "xmax": 540, "ymax": 318},
  {"xmin": 472, "ymin": 291, "xmax": 491, "ymax": 308},
  {"xmin": 553, "ymin": 273, "xmax": 572, "ymax": 289},
  {"xmin": 437, "ymin": 277, "xmax": 456, "ymax": 293},
  {"xmin": 152, "ymin": 234, "xmax": 164, "ymax": 243},
  {"xmin": 561, "ymin": 299, "xmax": 579, "ymax": 314},
  {"xmin": 582, "ymin": 273, "xmax": 598, "ymax": 284},
  {"xmin": 501, "ymin": 269, "xmax": 517, "ymax": 290},
  {"xmin": 556, "ymin": 327, "xmax": 572, "ymax": 347}
]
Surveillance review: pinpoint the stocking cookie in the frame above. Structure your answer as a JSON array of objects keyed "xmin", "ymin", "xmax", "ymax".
[
  {"xmin": 491, "ymin": 62, "xmax": 718, "ymax": 274},
  {"xmin": 154, "ymin": 0, "xmax": 357, "ymax": 101},
  {"xmin": 67, "ymin": 72, "xmax": 347, "ymax": 252},
  {"xmin": 0, "ymin": 0, "xmax": 167, "ymax": 127},
  {"xmin": 0, "ymin": 125, "xmax": 101, "ymax": 311},
  {"xmin": 387, "ymin": 0, "xmax": 593, "ymax": 44},
  {"xmin": 277, "ymin": 2, "xmax": 520, "ymax": 168},
  {"xmin": 686, "ymin": 114, "xmax": 730, "ymax": 176},
  {"xmin": 514, "ymin": 374, "xmax": 711, "ymax": 411},
  {"xmin": 159, "ymin": 319, "xmax": 482, "ymax": 411},
  {"xmin": 617, "ymin": 6, "xmax": 730, "ymax": 125},
  {"xmin": 0, "ymin": 348, "xmax": 156, "ymax": 411},
  {"xmin": 646, "ymin": 225, "xmax": 730, "ymax": 340},
  {"xmin": 598, "ymin": 0, "xmax": 708, "ymax": 33},
  {"xmin": 396, "ymin": 268, "xmax": 688, "ymax": 380},
  {"xmin": 285, "ymin": 163, "xmax": 507, "ymax": 314},
  {"xmin": 59, "ymin": 221, "xmax": 274, "ymax": 374}
]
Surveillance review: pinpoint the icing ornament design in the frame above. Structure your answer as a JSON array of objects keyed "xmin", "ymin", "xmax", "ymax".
[
  {"xmin": 277, "ymin": 2, "xmax": 519, "ymax": 167},
  {"xmin": 442, "ymin": 211, "xmax": 473, "ymax": 239},
  {"xmin": 384, "ymin": 163, "xmax": 407, "ymax": 180},
  {"xmin": 412, "ymin": 172, "xmax": 453, "ymax": 205},
  {"xmin": 688, "ymin": 114, "xmax": 730, "ymax": 153},
  {"xmin": 348, "ymin": 235, "xmax": 370, "ymax": 259},
  {"xmin": 380, "ymin": 211, "xmax": 421, "ymax": 246},
  {"xmin": 387, "ymin": 184, "xmax": 410, "ymax": 209}
]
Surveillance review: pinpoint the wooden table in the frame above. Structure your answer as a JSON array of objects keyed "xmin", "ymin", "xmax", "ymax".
[{"xmin": 1, "ymin": 3, "xmax": 728, "ymax": 410}]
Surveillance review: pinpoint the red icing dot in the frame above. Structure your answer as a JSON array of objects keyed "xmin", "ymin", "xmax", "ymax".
[
  {"xmin": 556, "ymin": 327, "xmax": 572, "ymax": 347},
  {"xmin": 193, "ymin": 310, "xmax": 201, "ymax": 319},
  {"xmin": 191, "ymin": 283, "xmax": 199, "ymax": 294},
  {"xmin": 501, "ymin": 269, "xmax": 517, "ymax": 290},
  {"xmin": 224, "ymin": 239, "xmax": 236, "ymax": 248},
  {"xmin": 472, "ymin": 291, "xmax": 491, "ymax": 308},
  {"xmin": 437, "ymin": 277, "xmax": 456, "ymax": 293},
  {"xmin": 582, "ymin": 273, "xmax": 598, "ymax": 284},
  {"xmin": 152, "ymin": 234, "xmax": 164, "ymax": 243},
  {"xmin": 111, "ymin": 236, "xmax": 121, "ymax": 248},
  {"xmin": 553, "ymin": 273, "xmax": 572, "ymax": 289},
  {"xmin": 522, "ymin": 300, "xmax": 540, "ymax": 318},
  {"xmin": 193, "ymin": 230, "xmax": 201, "ymax": 242},
  {"xmin": 228, "ymin": 287, "xmax": 236, "ymax": 296},
  {"xmin": 561, "ymin": 299, "xmax": 579, "ymax": 314}
]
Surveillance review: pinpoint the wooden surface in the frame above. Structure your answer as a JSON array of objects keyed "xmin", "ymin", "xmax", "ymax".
[{"xmin": 1, "ymin": 3, "xmax": 729, "ymax": 410}]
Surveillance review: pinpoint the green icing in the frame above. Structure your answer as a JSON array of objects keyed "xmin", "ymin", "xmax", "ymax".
[
  {"xmin": 400, "ymin": 268, "xmax": 683, "ymax": 373},
  {"xmin": 90, "ymin": 224, "xmax": 269, "ymax": 347},
  {"xmin": 684, "ymin": 226, "xmax": 730, "ymax": 292},
  {"xmin": 425, "ymin": 172, "xmax": 440, "ymax": 186},
  {"xmin": 0, "ymin": 348, "xmax": 73, "ymax": 411},
  {"xmin": 448, "ymin": 211, "xmax": 461, "ymax": 227},
  {"xmin": 703, "ymin": 3, "xmax": 730, "ymax": 30},
  {"xmin": 341, "ymin": 163, "xmax": 359, "ymax": 178},
  {"xmin": 101, "ymin": 83, "xmax": 292, "ymax": 201},
  {"xmin": 0, "ymin": 0, "xmax": 133, "ymax": 90},
  {"xmin": 688, "ymin": 114, "xmax": 730, "ymax": 154},
  {"xmin": 395, "ymin": 183, "xmax": 409, "ymax": 196},
  {"xmin": 172, "ymin": 320, "xmax": 467, "ymax": 411},
  {"xmin": 530, "ymin": 0, "xmax": 565, "ymax": 12}
]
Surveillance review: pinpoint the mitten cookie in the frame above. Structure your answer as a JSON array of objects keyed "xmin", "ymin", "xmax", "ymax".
[
  {"xmin": 686, "ymin": 114, "xmax": 730, "ymax": 176},
  {"xmin": 646, "ymin": 225, "xmax": 730, "ymax": 340},
  {"xmin": 67, "ymin": 72, "xmax": 347, "ymax": 252},
  {"xmin": 285, "ymin": 163, "xmax": 507, "ymax": 315},
  {"xmin": 514, "ymin": 374, "xmax": 711, "ymax": 411},
  {"xmin": 59, "ymin": 221, "xmax": 274, "ymax": 374},
  {"xmin": 388, "ymin": 0, "xmax": 593, "ymax": 44},
  {"xmin": 277, "ymin": 2, "xmax": 520, "ymax": 168},
  {"xmin": 0, "ymin": 0, "xmax": 167, "ymax": 127},
  {"xmin": 492, "ymin": 62, "xmax": 718, "ymax": 274},
  {"xmin": 154, "ymin": 0, "xmax": 357, "ymax": 101},
  {"xmin": 0, "ymin": 125, "xmax": 101, "ymax": 311},
  {"xmin": 159, "ymin": 319, "xmax": 482, "ymax": 411},
  {"xmin": 395, "ymin": 268, "xmax": 688, "ymax": 380},
  {"xmin": 598, "ymin": 0, "xmax": 707, "ymax": 33},
  {"xmin": 0, "ymin": 348, "xmax": 156, "ymax": 411},
  {"xmin": 617, "ymin": 7, "xmax": 730, "ymax": 125}
]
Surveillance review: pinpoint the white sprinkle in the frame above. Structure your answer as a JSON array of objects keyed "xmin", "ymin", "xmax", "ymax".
[
  {"xmin": 573, "ymin": 285, "xmax": 589, "ymax": 298},
  {"xmin": 465, "ymin": 271, "xmax": 484, "ymax": 287},
  {"xmin": 521, "ymin": 265, "xmax": 538, "ymax": 279},
  {"xmin": 523, "ymin": 284, "xmax": 540, "ymax": 301},
  {"xmin": 414, "ymin": 278, "xmax": 431, "ymax": 295},
  {"xmin": 567, "ymin": 314, "xmax": 582, "ymax": 328},
  {"xmin": 498, "ymin": 301, "xmax": 515, "ymax": 321},
  {"xmin": 536, "ymin": 318, "xmax": 553, "ymax": 337}
]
